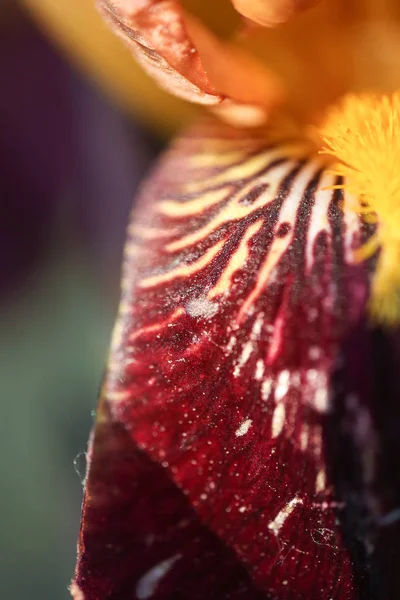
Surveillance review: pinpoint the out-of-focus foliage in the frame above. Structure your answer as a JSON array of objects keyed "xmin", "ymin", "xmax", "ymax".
[
  {"xmin": 21, "ymin": 0, "xmax": 196, "ymax": 137},
  {"xmin": 0, "ymin": 6, "xmax": 157, "ymax": 599}
]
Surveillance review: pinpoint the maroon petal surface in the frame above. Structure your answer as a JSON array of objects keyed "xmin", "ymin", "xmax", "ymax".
[{"xmin": 74, "ymin": 119, "xmax": 398, "ymax": 599}]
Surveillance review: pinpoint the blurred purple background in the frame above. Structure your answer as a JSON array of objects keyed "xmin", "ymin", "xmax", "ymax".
[{"xmin": 0, "ymin": 6, "xmax": 159, "ymax": 599}]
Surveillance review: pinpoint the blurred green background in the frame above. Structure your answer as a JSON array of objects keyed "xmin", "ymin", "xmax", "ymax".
[{"xmin": 0, "ymin": 4, "xmax": 159, "ymax": 598}]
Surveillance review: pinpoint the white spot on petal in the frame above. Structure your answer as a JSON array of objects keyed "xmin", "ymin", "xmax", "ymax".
[
  {"xmin": 233, "ymin": 341, "xmax": 254, "ymax": 377},
  {"xmin": 136, "ymin": 555, "xmax": 180, "ymax": 599},
  {"xmin": 315, "ymin": 469, "xmax": 326, "ymax": 493},
  {"xmin": 275, "ymin": 370, "xmax": 290, "ymax": 402},
  {"xmin": 251, "ymin": 313, "xmax": 264, "ymax": 338},
  {"xmin": 307, "ymin": 368, "xmax": 318, "ymax": 383},
  {"xmin": 261, "ymin": 378, "xmax": 272, "ymax": 401},
  {"xmin": 306, "ymin": 369, "xmax": 330, "ymax": 413},
  {"xmin": 314, "ymin": 388, "xmax": 329, "ymax": 413},
  {"xmin": 186, "ymin": 297, "xmax": 218, "ymax": 319},
  {"xmin": 271, "ymin": 402, "xmax": 286, "ymax": 438},
  {"xmin": 309, "ymin": 346, "xmax": 321, "ymax": 360},
  {"xmin": 268, "ymin": 497, "xmax": 303, "ymax": 536},
  {"xmin": 255, "ymin": 359, "xmax": 265, "ymax": 381},
  {"xmin": 235, "ymin": 418, "xmax": 252, "ymax": 437},
  {"xmin": 226, "ymin": 335, "xmax": 237, "ymax": 353},
  {"xmin": 299, "ymin": 425, "xmax": 309, "ymax": 451}
]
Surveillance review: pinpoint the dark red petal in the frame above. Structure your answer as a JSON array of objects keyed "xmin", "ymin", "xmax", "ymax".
[
  {"xmin": 74, "ymin": 119, "xmax": 397, "ymax": 599},
  {"xmin": 74, "ymin": 400, "xmax": 268, "ymax": 599}
]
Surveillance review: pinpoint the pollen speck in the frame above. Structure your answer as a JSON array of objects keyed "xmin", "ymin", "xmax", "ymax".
[{"xmin": 318, "ymin": 92, "xmax": 400, "ymax": 324}]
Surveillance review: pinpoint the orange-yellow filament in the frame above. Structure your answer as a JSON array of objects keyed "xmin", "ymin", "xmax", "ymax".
[{"xmin": 318, "ymin": 91, "xmax": 400, "ymax": 324}]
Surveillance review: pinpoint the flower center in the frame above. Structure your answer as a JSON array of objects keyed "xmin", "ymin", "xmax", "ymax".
[{"xmin": 318, "ymin": 91, "xmax": 400, "ymax": 324}]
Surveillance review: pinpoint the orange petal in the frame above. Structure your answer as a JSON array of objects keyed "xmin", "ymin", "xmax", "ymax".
[
  {"xmin": 98, "ymin": 0, "xmax": 220, "ymax": 105},
  {"xmin": 184, "ymin": 13, "xmax": 284, "ymax": 124},
  {"xmin": 231, "ymin": 0, "xmax": 321, "ymax": 26},
  {"xmin": 97, "ymin": 1, "xmax": 284, "ymax": 125}
]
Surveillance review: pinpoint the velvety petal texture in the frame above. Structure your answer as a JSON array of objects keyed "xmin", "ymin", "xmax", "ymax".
[{"xmin": 74, "ymin": 119, "xmax": 400, "ymax": 599}]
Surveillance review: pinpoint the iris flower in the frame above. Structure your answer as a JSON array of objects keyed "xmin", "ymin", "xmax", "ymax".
[{"xmin": 69, "ymin": 2, "xmax": 400, "ymax": 598}]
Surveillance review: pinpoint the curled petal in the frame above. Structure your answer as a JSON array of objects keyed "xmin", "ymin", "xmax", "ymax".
[
  {"xmin": 74, "ymin": 402, "xmax": 266, "ymax": 599},
  {"xmin": 231, "ymin": 0, "xmax": 321, "ymax": 27},
  {"xmin": 98, "ymin": 1, "xmax": 283, "ymax": 124},
  {"xmin": 98, "ymin": 0, "xmax": 219, "ymax": 104}
]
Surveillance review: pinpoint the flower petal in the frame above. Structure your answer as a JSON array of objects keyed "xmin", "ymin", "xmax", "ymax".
[
  {"xmin": 74, "ymin": 401, "xmax": 266, "ymax": 599},
  {"xmin": 231, "ymin": 0, "xmax": 321, "ymax": 27},
  {"xmin": 97, "ymin": 1, "xmax": 283, "ymax": 124},
  {"xmin": 74, "ymin": 119, "xmax": 396, "ymax": 598}
]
